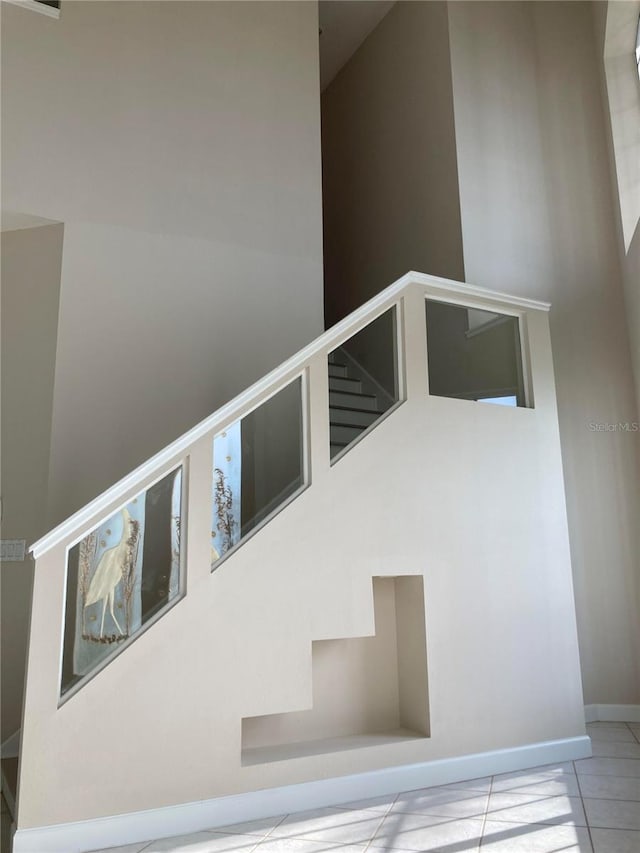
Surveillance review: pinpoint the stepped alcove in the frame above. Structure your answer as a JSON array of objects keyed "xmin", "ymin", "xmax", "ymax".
[{"xmin": 242, "ymin": 575, "xmax": 429, "ymax": 765}]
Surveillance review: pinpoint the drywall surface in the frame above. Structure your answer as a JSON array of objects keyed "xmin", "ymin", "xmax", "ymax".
[
  {"xmin": 448, "ymin": 1, "xmax": 640, "ymax": 704},
  {"xmin": 1, "ymin": 0, "xmax": 324, "ymax": 526},
  {"xmin": 0, "ymin": 223, "xmax": 63, "ymax": 741},
  {"xmin": 321, "ymin": 0, "xmax": 464, "ymax": 326},
  {"xmin": 17, "ymin": 284, "xmax": 586, "ymax": 831}
]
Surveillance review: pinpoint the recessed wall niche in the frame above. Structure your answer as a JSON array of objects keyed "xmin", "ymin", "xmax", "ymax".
[{"xmin": 241, "ymin": 576, "xmax": 429, "ymax": 765}]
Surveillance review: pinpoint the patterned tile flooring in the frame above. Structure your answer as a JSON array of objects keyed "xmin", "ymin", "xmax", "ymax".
[{"xmin": 8, "ymin": 723, "xmax": 640, "ymax": 853}]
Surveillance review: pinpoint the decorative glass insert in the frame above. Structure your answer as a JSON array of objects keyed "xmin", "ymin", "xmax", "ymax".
[
  {"xmin": 425, "ymin": 300, "xmax": 526, "ymax": 407},
  {"xmin": 212, "ymin": 377, "xmax": 305, "ymax": 565},
  {"xmin": 329, "ymin": 306, "xmax": 400, "ymax": 460},
  {"xmin": 61, "ymin": 467, "xmax": 183, "ymax": 697}
]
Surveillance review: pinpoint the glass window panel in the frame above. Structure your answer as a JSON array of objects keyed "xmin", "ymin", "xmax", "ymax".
[
  {"xmin": 61, "ymin": 466, "xmax": 183, "ymax": 697},
  {"xmin": 212, "ymin": 377, "xmax": 304, "ymax": 565},
  {"xmin": 425, "ymin": 300, "xmax": 526, "ymax": 407},
  {"xmin": 329, "ymin": 306, "xmax": 399, "ymax": 460}
]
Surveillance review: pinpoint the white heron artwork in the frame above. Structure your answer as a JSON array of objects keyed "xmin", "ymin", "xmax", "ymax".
[
  {"xmin": 84, "ymin": 507, "xmax": 135, "ymax": 638},
  {"xmin": 62, "ymin": 468, "xmax": 184, "ymax": 695}
]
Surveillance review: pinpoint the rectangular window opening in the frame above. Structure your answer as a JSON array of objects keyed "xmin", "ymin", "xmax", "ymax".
[
  {"xmin": 211, "ymin": 376, "xmax": 306, "ymax": 567},
  {"xmin": 425, "ymin": 300, "xmax": 528, "ymax": 408}
]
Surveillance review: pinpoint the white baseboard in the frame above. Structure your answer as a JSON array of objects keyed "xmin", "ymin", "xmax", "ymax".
[
  {"xmin": 1, "ymin": 729, "xmax": 20, "ymax": 759},
  {"xmin": 12, "ymin": 735, "xmax": 591, "ymax": 853},
  {"xmin": 585, "ymin": 704, "xmax": 640, "ymax": 723}
]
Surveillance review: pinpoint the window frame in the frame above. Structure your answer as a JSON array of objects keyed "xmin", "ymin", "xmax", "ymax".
[{"xmin": 424, "ymin": 295, "xmax": 533, "ymax": 410}]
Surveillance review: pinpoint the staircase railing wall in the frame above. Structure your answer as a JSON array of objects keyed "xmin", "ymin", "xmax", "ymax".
[{"xmin": 15, "ymin": 273, "xmax": 586, "ymax": 848}]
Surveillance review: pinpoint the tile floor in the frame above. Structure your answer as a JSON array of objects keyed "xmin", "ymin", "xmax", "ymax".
[{"xmin": 8, "ymin": 723, "xmax": 640, "ymax": 853}]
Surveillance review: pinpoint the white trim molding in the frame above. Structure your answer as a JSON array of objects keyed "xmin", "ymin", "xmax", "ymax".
[
  {"xmin": 584, "ymin": 704, "xmax": 640, "ymax": 723},
  {"xmin": 2, "ymin": 0, "xmax": 60, "ymax": 19},
  {"xmin": 29, "ymin": 272, "xmax": 550, "ymax": 561},
  {"xmin": 12, "ymin": 736, "xmax": 591, "ymax": 853}
]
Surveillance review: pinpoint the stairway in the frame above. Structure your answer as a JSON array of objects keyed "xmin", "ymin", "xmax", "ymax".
[{"xmin": 328, "ymin": 348, "xmax": 385, "ymax": 458}]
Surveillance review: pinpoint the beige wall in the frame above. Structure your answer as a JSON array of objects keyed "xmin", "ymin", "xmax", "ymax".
[
  {"xmin": 1, "ymin": 0, "xmax": 324, "ymax": 527},
  {"xmin": 1, "ymin": 223, "xmax": 63, "ymax": 741},
  {"xmin": 321, "ymin": 0, "xmax": 465, "ymax": 326},
  {"xmin": 447, "ymin": 0, "xmax": 640, "ymax": 705}
]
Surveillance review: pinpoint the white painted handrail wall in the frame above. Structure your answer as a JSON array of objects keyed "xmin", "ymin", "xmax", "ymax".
[{"xmin": 17, "ymin": 270, "xmax": 588, "ymax": 853}]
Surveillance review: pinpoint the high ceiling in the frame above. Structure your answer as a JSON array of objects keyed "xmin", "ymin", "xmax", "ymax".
[{"xmin": 319, "ymin": 1, "xmax": 396, "ymax": 91}]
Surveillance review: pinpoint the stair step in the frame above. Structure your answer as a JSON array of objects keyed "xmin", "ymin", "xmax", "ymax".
[
  {"xmin": 329, "ymin": 407, "xmax": 381, "ymax": 427},
  {"xmin": 328, "ymin": 364, "xmax": 348, "ymax": 378},
  {"xmin": 329, "ymin": 389, "xmax": 378, "ymax": 410},
  {"xmin": 328, "ymin": 375, "xmax": 363, "ymax": 393},
  {"xmin": 330, "ymin": 423, "xmax": 367, "ymax": 444}
]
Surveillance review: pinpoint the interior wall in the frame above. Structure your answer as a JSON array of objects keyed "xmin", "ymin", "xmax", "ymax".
[
  {"xmin": 1, "ymin": 0, "xmax": 324, "ymax": 528},
  {"xmin": 448, "ymin": 0, "xmax": 640, "ymax": 704},
  {"xmin": 321, "ymin": 0, "xmax": 639, "ymax": 706},
  {"xmin": 0, "ymin": 223, "xmax": 63, "ymax": 741},
  {"xmin": 321, "ymin": 0, "xmax": 465, "ymax": 327}
]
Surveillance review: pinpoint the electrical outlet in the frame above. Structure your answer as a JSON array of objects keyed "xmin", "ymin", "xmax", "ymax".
[{"xmin": 0, "ymin": 539, "xmax": 27, "ymax": 562}]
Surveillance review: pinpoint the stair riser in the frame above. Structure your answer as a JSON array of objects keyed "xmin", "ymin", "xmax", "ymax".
[
  {"xmin": 329, "ymin": 408, "xmax": 380, "ymax": 427},
  {"xmin": 330, "ymin": 423, "xmax": 367, "ymax": 444},
  {"xmin": 328, "ymin": 376, "xmax": 363, "ymax": 393},
  {"xmin": 329, "ymin": 390, "xmax": 378, "ymax": 410}
]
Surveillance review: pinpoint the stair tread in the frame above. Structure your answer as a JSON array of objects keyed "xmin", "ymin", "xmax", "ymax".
[
  {"xmin": 330, "ymin": 421, "xmax": 369, "ymax": 430},
  {"xmin": 330, "ymin": 404, "xmax": 383, "ymax": 415},
  {"xmin": 329, "ymin": 389, "xmax": 376, "ymax": 400}
]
